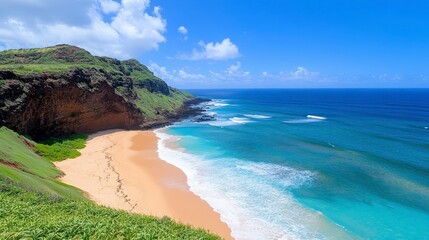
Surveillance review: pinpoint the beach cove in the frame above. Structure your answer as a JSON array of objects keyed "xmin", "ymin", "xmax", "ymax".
[{"xmin": 55, "ymin": 130, "xmax": 232, "ymax": 240}]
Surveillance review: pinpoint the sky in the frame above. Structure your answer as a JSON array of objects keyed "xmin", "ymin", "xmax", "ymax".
[{"xmin": 0, "ymin": 0, "xmax": 428, "ymax": 88}]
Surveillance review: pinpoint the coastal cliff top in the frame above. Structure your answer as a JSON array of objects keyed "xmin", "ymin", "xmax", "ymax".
[
  {"xmin": 0, "ymin": 45, "xmax": 194, "ymax": 138},
  {"xmin": 0, "ymin": 44, "xmax": 167, "ymax": 92}
]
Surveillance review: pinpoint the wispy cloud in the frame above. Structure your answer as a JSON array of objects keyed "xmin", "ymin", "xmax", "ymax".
[
  {"xmin": 149, "ymin": 63, "xmax": 206, "ymax": 83},
  {"xmin": 280, "ymin": 67, "xmax": 319, "ymax": 80}
]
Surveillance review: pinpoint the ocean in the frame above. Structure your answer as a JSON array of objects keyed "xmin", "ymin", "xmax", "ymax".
[{"xmin": 155, "ymin": 89, "xmax": 429, "ymax": 240}]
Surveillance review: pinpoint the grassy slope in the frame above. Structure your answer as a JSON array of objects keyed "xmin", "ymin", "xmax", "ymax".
[
  {"xmin": 0, "ymin": 127, "xmax": 85, "ymax": 199},
  {"xmin": 0, "ymin": 45, "xmax": 111, "ymax": 74},
  {"xmin": 0, "ymin": 181, "xmax": 219, "ymax": 240},
  {"xmin": 0, "ymin": 127, "xmax": 220, "ymax": 239},
  {"xmin": 135, "ymin": 88, "xmax": 192, "ymax": 120}
]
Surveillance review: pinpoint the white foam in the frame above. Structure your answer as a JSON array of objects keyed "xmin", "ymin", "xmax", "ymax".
[
  {"xmin": 154, "ymin": 129, "xmax": 352, "ymax": 240},
  {"xmin": 236, "ymin": 162, "xmax": 314, "ymax": 188},
  {"xmin": 284, "ymin": 119, "xmax": 322, "ymax": 124},
  {"xmin": 202, "ymin": 117, "xmax": 252, "ymax": 127},
  {"xmin": 230, "ymin": 117, "xmax": 252, "ymax": 124},
  {"xmin": 206, "ymin": 111, "xmax": 218, "ymax": 116},
  {"xmin": 203, "ymin": 99, "xmax": 230, "ymax": 109},
  {"xmin": 244, "ymin": 114, "xmax": 272, "ymax": 119},
  {"xmin": 284, "ymin": 115, "xmax": 327, "ymax": 124},
  {"xmin": 307, "ymin": 115, "xmax": 327, "ymax": 120}
]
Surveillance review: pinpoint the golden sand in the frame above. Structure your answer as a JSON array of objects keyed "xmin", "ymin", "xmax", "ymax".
[{"xmin": 55, "ymin": 130, "xmax": 232, "ymax": 239}]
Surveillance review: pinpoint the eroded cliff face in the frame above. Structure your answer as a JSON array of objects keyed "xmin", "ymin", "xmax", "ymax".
[
  {"xmin": 0, "ymin": 69, "xmax": 144, "ymax": 139},
  {"xmin": 0, "ymin": 45, "xmax": 194, "ymax": 139}
]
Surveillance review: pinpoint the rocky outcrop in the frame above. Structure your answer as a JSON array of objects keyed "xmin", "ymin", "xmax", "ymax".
[
  {"xmin": 0, "ymin": 45, "xmax": 195, "ymax": 139},
  {"xmin": 0, "ymin": 69, "xmax": 144, "ymax": 139}
]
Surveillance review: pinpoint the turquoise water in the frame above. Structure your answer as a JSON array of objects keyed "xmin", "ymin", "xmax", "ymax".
[{"xmin": 156, "ymin": 89, "xmax": 429, "ymax": 239}]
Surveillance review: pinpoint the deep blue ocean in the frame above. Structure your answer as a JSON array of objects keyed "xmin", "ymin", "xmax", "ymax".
[{"xmin": 156, "ymin": 89, "xmax": 429, "ymax": 240}]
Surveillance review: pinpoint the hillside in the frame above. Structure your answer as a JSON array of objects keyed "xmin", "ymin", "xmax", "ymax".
[
  {"xmin": 0, "ymin": 127, "xmax": 220, "ymax": 239},
  {"xmin": 0, "ymin": 44, "xmax": 194, "ymax": 139}
]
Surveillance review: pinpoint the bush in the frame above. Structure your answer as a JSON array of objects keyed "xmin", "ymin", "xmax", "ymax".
[{"xmin": 35, "ymin": 134, "xmax": 87, "ymax": 161}]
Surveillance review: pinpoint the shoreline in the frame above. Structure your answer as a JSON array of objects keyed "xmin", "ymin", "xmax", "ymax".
[{"xmin": 55, "ymin": 129, "xmax": 232, "ymax": 240}]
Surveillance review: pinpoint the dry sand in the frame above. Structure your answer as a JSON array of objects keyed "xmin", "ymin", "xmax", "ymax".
[{"xmin": 55, "ymin": 130, "xmax": 232, "ymax": 240}]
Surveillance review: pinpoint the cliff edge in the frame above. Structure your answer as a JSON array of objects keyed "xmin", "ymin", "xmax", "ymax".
[{"xmin": 0, "ymin": 44, "xmax": 194, "ymax": 139}]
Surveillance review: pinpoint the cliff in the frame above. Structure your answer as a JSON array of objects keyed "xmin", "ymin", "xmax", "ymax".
[{"xmin": 0, "ymin": 45, "xmax": 194, "ymax": 139}]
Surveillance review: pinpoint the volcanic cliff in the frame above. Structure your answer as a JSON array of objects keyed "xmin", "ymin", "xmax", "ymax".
[{"xmin": 0, "ymin": 44, "xmax": 195, "ymax": 139}]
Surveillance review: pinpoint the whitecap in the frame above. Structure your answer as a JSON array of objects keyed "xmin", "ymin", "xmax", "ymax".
[
  {"xmin": 307, "ymin": 115, "xmax": 327, "ymax": 120},
  {"xmin": 284, "ymin": 119, "xmax": 322, "ymax": 124},
  {"xmin": 207, "ymin": 121, "xmax": 239, "ymax": 127},
  {"xmin": 203, "ymin": 99, "xmax": 230, "ymax": 109},
  {"xmin": 236, "ymin": 162, "xmax": 315, "ymax": 188},
  {"xmin": 244, "ymin": 114, "xmax": 272, "ymax": 119},
  {"xmin": 284, "ymin": 115, "xmax": 327, "ymax": 124},
  {"xmin": 230, "ymin": 117, "xmax": 252, "ymax": 124},
  {"xmin": 204, "ymin": 117, "xmax": 252, "ymax": 127}
]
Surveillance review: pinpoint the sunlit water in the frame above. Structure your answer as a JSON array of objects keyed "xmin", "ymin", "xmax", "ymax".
[{"xmin": 156, "ymin": 89, "xmax": 429, "ymax": 240}]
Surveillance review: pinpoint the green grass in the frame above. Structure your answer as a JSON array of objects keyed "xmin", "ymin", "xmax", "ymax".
[
  {"xmin": 135, "ymin": 88, "xmax": 191, "ymax": 120},
  {"xmin": 0, "ymin": 127, "xmax": 221, "ymax": 239},
  {"xmin": 0, "ymin": 127, "xmax": 61, "ymax": 178},
  {"xmin": 0, "ymin": 179, "xmax": 220, "ymax": 240},
  {"xmin": 35, "ymin": 134, "xmax": 87, "ymax": 162},
  {"xmin": 0, "ymin": 127, "xmax": 84, "ymax": 199}
]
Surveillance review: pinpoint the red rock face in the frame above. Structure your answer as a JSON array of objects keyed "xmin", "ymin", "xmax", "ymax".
[{"xmin": 0, "ymin": 69, "xmax": 144, "ymax": 139}]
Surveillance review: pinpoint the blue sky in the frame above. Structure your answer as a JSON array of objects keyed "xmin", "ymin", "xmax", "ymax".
[{"xmin": 1, "ymin": 0, "xmax": 428, "ymax": 88}]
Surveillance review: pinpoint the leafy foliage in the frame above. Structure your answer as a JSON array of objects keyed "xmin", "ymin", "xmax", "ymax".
[
  {"xmin": 0, "ymin": 179, "xmax": 220, "ymax": 240},
  {"xmin": 35, "ymin": 134, "xmax": 87, "ymax": 162},
  {"xmin": 135, "ymin": 88, "xmax": 191, "ymax": 120}
]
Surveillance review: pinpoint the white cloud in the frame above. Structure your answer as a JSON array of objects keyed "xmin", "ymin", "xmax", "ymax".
[
  {"xmin": 277, "ymin": 67, "xmax": 319, "ymax": 80},
  {"xmin": 99, "ymin": 0, "xmax": 121, "ymax": 14},
  {"xmin": 372, "ymin": 73, "xmax": 402, "ymax": 82},
  {"xmin": 178, "ymin": 69, "xmax": 205, "ymax": 80},
  {"xmin": 223, "ymin": 61, "xmax": 250, "ymax": 78},
  {"xmin": 148, "ymin": 63, "xmax": 175, "ymax": 81},
  {"xmin": 148, "ymin": 63, "xmax": 205, "ymax": 83},
  {"xmin": 0, "ymin": 0, "xmax": 166, "ymax": 59},
  {"xmin": 178, "ymin": 26, "xmax": 188, "ymax": 35},
  {"xmin": 178, "ymin": 25, "xmax": 188, "ymax": 39},
  {"xmin": 227, "ymin": 61, "xmax": 241, "ymax": 74},
  {"xmin": 179, "ymin": 38, "xmax": 240, "ymax": 60}
]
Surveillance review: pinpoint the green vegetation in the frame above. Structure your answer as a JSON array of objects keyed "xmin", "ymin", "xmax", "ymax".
[
  {"xmin": 0, "ymin": 44, "xmax": 194, "ymax": 123},
  {"xmin": 135, "ymin": 88, "xmax": 192, "ymax": 119},
  {"xmin": 35, "ymin": 134, "xmax": 87, "ymax": 161},
  {"xmin": 0, "ymin": 181, "xmax": 220, "ymax": 240},
  {"xmin": 0, "ymin": 127, "xmax": 220, "ymax": 239},
  {"xmin": 0, "ymin": 127, "xmax": 85, "ymax": 199},
  {"xmin": 0, "ymin": 45, "xmax": 151, "ymax": 76}
]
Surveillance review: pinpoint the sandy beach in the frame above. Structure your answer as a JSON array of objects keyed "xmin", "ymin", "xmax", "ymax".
[{"xmin": 55, "ymin": 130, "xmax": 232, "ymax": 240}]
